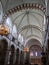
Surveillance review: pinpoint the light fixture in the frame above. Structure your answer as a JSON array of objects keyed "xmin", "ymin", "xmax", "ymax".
[
  {"xmin": 0, "ymin": 24, "xmax": 9, "ymax": 35},
  {"xmin": 23, "ymin": 47, "xmax": 29, "ymax": 52}
]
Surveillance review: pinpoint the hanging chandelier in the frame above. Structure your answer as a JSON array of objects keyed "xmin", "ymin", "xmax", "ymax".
[{"xmin": 0, "ymin": 24, "xmax": 9, "ymax": 35}]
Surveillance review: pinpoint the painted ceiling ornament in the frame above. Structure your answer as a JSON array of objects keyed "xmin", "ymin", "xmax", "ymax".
[{"xmin": 0, "ymin": 1, "xmax": 3, "ymax": 23}]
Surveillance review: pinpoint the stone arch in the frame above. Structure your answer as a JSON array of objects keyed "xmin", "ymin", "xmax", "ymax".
[
  {"xmin": 3, "ymin": 3, "xmax": 45, "ymax": 20},
  {"xmin": 25, "ymin": 37, "xmax": 42, "ymax": 48},
  {"xmin": 29, "ymin": 45, "xmax": 42, "ymax": 51}
]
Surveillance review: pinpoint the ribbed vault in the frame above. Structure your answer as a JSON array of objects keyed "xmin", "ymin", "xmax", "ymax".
[
  {"xmin": 2, "ymin": 2, "xmax": 46, "ymax": 48},
  {"xmin": 8, "ymin": 7, "xmax": 45, "ymax": 47}
]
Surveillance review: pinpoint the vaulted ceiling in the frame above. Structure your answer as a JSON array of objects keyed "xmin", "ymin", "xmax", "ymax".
[
  {"xmin": 7, "ymin": 5, "xmax": 45, "ymax": 47},
  {"xmin": 0, "ymin": 0, "xmax": 49, "ymax": 48}
]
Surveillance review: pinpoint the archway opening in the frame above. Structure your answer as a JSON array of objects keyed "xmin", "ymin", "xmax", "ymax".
[
  {"xmin": 10, "ymin": 45, "xmax": 15, "ymax": 65},
  {"xmin": 0, "ymin": 39, "xmax": 8, "ymax": 65},
  {"xmin": 20, "ymin": 51, "xmax": 23, "ymax": 65},
  {"xmin": 26, "ymin": 39, "xmax": 42, "ymax": 48},
  {"xmin": 25, "ymin": 39, "xmax": 42, "ymax": 65},
  {"xmin": 16, "ymin": 48, "xmax": 19, "ymax": 65},
  {"xmin": 29, "ymin": 45, "xmax": 42, "ymax": 65}
]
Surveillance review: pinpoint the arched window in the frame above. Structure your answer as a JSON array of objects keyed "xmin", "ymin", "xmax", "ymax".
[
  {"xmin": 18, "ymin": 34, "xmax": 24, "ymax": 44},
  {"xmin": 5, "ymin": 17, "xmax": 12, "ymax": 33},
  {"xmin": 12, "ymin": 25, "xmax": 17, "ymax": 38}
]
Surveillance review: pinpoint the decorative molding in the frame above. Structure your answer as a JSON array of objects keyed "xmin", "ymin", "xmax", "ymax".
[{"xmin": 3, "ymin": 3, "xmax": 46, "ymax": 20}]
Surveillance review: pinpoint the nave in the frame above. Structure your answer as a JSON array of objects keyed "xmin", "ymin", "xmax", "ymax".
[
  {"xmin": 0, "ymin": 0, "xmax": 49, "ymax": 65},
  {"xmin": 0, "ymin": 35, "xmax": 48, "ymax": 65}
]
